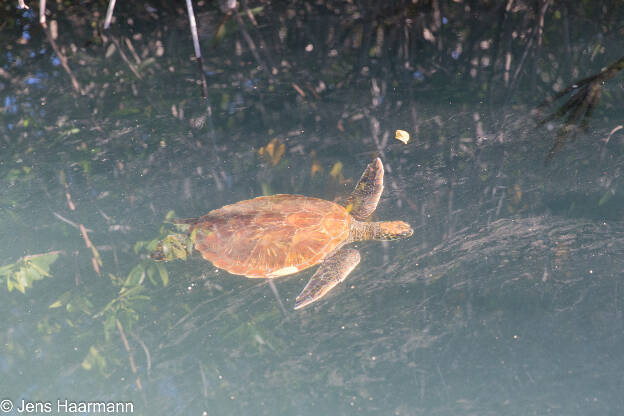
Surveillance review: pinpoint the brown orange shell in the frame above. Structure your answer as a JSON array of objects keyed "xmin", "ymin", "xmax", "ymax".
[{"xmin": 187, "ymin": 194, "xmax": 352, "ymax": 278}]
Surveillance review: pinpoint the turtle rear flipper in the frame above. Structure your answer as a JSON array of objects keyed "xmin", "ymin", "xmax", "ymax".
[
  {"xmin": 150, "ymin": 233, "xmax": 194, "ymax": 262},
  {"xmin": 294, "ymin": 248, "xmax": 361, "ymax": 310},
  {"xmin": 345, "ymin": 158, "xmax": 384, "ymax": 220},
  {"xmin": 150, "ymin": 241, "xmax": 167, "ymax": 261}
]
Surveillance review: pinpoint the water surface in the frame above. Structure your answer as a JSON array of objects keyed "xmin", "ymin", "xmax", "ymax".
[{"xmin": 1, "ymin": 1, "xmax": 623, "ymax": 415}]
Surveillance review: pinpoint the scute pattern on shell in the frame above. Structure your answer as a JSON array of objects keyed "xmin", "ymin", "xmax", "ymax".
[{"xmin": 189, "ymin": 194, "xmax": 351, "ymax": 278}]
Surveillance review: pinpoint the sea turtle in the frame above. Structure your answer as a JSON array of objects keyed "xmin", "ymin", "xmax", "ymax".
[{"xmin": 152, "ymin": 158, "xmax": 413, "ymax": 309}]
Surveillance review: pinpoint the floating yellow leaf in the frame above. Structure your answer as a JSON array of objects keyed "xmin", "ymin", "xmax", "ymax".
[
  {"xmin": 395, "ymin": 130, "xmax": 410, "ymax": 144},
  {"xmin": 310, "ymin": 161, "xmax": 323, "ymax": 177},
  {"xmin": 81, "ymin": 346, "xmax": 106, "ymax": 372},
  {"xmin": 258, "ymin": 138, "xmax": 285, "ymax": 166},
  {"xmin": 156, "ymin": 263, "xmax": 169, "ymax": 287},
  {"xmin": 512, "ymin": 183, "xmax": 522, "ymax": 204},
  {"xmin": 329, "ymin": 161, "xmax": 343, "ymax": 178}
]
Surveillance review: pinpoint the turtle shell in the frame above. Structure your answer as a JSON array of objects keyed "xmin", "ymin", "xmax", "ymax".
[{"xmin": 188, "ymin": 194, "xmax": 352, "ymax": 278}]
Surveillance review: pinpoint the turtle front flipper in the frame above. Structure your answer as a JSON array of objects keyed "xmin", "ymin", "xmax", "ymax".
[
  {"xmin": 294, "ymin": 248, "xmax": 361, "ymax": 310},
  {"xmin": 345, "ymin": 158, "xmax": 384, "ymax": 220}
]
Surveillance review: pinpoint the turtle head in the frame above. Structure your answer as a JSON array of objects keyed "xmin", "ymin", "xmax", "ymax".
[{"xmin": 377, "ymin": 221, "xmax": 413, "ymax": 240}]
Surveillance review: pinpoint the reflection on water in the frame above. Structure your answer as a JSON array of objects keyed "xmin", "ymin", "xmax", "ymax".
[{"xmin": 1, "ymin": 1, "xmax": 623, "ymax": 415}]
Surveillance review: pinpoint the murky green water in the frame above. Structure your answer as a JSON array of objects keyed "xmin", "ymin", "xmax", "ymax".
[{"xmin": 1, "ymin": 2, "xmax": 623, "ymax": 415}]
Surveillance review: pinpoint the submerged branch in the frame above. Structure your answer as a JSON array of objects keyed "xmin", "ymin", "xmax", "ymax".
[
  {"xmin": 185, "ymin": 0, "xmax": 209, "ymax": 98},
  {"xmin": 110, "ymin": 36, "xmax": 143, "ymax": 79},
  {"xmin": 39, "ymin": 0, "xmax": 45, "ymax": 24},
  {"xmin": 536, "ymin": 56, "xmax": 624, "ymax": 161},
  {"xmin": 42, "ymin": 19, "xmax": 84, "ymax": 95},
  {"xmin": 116, "ymin": 319, "xmax": 143, "ymax": 391},
  {"xmin": 103, "ymin": 0, "xmax": 117, "ymax": 30}
]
